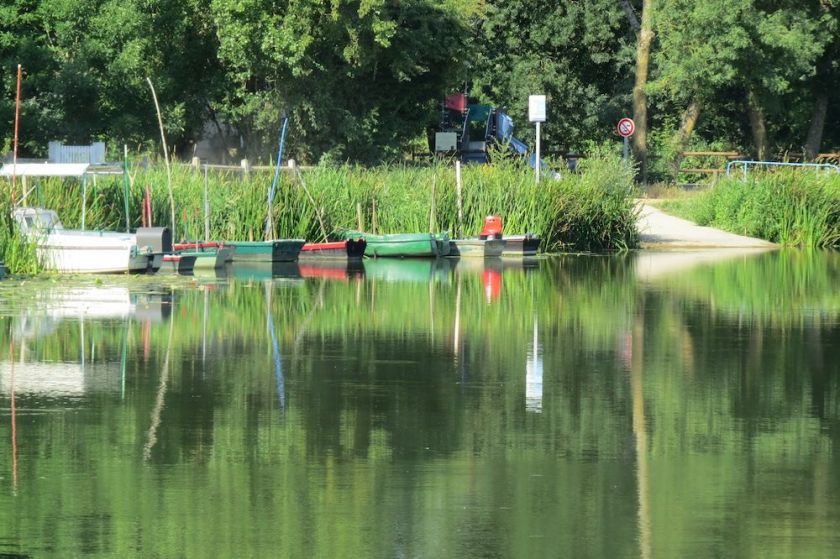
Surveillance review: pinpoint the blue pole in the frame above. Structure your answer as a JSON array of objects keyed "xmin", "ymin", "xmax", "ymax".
[{"xmin": 265, "ymin": 116, "xmax": 289, "ymax": 239}]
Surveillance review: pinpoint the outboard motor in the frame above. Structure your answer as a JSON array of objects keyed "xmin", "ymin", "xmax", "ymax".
[
  {"xmin": 479, "ymin": 215, "xmax": 503, "ymax": 240},
  {"xmin": 136, "ymin": 227, "xmax": 172, "ymax": 253},
  {"xmin": 136, "ymin": 227, "xmax": 172, "ymax": 273}
]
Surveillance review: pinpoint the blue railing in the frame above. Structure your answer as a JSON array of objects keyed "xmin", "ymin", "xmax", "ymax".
[{"xmin": 726, "ymin": 160, "xmax": 840, "ymax": 179}]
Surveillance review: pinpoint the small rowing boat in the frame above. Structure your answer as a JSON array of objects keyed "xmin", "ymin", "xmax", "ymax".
[
  {"xmin": 174, "ymin": 242, "xmax": 233, "ymax": 269},
  {"xmin": 225, "ymin": 240, "xmax": 305, "ymax": 262},
  {"xmin": 335, "ymin": 230, "xmax": 450, "ymax": 258},
  {"xmin": 299, "ymin": 239, "xmax": 366, "ymax": 260}
]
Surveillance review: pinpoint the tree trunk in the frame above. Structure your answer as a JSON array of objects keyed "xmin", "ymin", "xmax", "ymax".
[
  {"xmin": 746, "ymin": 89, "xmax": 768, "ymax": 160},
  {"xmin": 805, "ymin": 93, "xmax": 828, "ymax": 161},
  {"xmin": 632, "ymin": 0, "xmax": 655, "ymax": 183},
  {"xmin": 669, "ymin": 98, "xmax": 702, "ymax": 177}
]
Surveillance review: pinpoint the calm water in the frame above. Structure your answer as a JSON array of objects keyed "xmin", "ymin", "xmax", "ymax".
[{"xmin": 0, "ymin": 250, "xmax": 839, "ymax": 558}]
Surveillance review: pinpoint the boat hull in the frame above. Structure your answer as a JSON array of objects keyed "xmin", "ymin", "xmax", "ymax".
[
  {"xmin": 299, "ymin": 239, "xmax": 366, "ymax": 260},
  {"xmin": 448, "ymin": 239, "xmax": 504, "ymax": 258},
  {"xmin": 159, "ymin": 254, "xmax": 197, "ymax": 274},
  {"xmin": 226, "ymin": 240, "xmax": 305, "ymax": 262},
  {"xmin": 336, "ymin": 231, "xmax": 449, "ymax": 258},
  {"xmin": 37, "ymin": 236, "xmax": 149, "ymax": 273},
  {"xmin": 177, "ymin": 247, "xmax": 232, "ymax": 270},
  {"xmin": 501, "ymin": 235, "xmax": 540, "ymax": 257}
]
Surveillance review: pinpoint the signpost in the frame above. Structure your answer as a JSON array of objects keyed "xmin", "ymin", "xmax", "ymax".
[
  {"xmin": 529, "ymin": 95, "xmax": 546, "ymax": 183},
  {"xmin": 617, "ymin": 117, "xmax": 635, "ymax": 163}
]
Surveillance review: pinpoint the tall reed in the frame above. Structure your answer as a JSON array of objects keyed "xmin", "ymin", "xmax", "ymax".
[
  {"xmin": 0, "ymin": 189, "xmax": 42, "ymax": 274},
  {"xmin": 1, "ymin": 153, "xmax": 638, "ymax": 260}
]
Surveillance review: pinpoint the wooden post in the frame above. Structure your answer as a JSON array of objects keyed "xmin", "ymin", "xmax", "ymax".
[
  {"xmin": 356, "ymin": 202, "xmax": 364, "ymax": 231},
  {"xmin": 455, "ymin": 161, "xmax": 463, "ymax": 238},
  {"xmin": 429, "ymin": 174, "xmax": 437, "ymax": 233},
  {"xmin": 372, "ymin": 199, "xmax": 378, "ymax": 234},
  {"xmin": 203, "ymin": 165, "xmax": 210, "ymax": 243},
  {"xmin": 241, "ymin": 158, "xmax": 251, "ymax": 177}
]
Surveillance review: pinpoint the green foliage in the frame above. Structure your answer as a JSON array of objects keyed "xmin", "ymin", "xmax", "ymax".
[
  {"xmin": 662, "ymin": 170, "xmax": 840, "ymax": 247},
  {"xmin": 0, "ymin": 155, "xmax": 638, "ymax": 255},
  {"xmin": 472, "ymin": 0, "xmax": 634, "ymax": 153},
  {"xmin": 2, "ymin": 0, "xmax": 838, "ymax": 170},
  {"xmin": 0, "ymin": 188, "xmax": 41, "ymax": 274},
  {"xmin": 209, "ymin": 0, "xmax": 474, "ymax": 162},
  {"xmin": 1, "ymin": 0, "xmax": 220, "ymax": 153}
]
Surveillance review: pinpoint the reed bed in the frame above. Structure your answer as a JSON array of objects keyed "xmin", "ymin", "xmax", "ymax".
[
  {"xmin": 0, "ymin": 153, "xmax": 638, "ymax": 273},
  {"xmin": 662, "ymin": 171, "xmax": 840, "ymax": 248}
]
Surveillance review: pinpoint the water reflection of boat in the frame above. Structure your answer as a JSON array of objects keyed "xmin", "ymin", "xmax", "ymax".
[
  {"xmin": 3, "ymin": 287, "xmax": 171, "ymax": 397},
  {"xmin": 13, "ymin": 287, "xmax": 170, "ymax": 340},
  {"xmin": 362, "ymin": 258, "xmax": 451, "ymax": 283},
  {"xmin": 0, "ymin": 361, "xmax": 120, "ymax": 396},
  {"xmin": 451, "ymin": 256, "xmax": 540, "ymax": 275},
  {"xmin": 229, "ymin": 262, "xmax": 303, "ymax": 281},
  {"xmin": 298, "ymin": 260, "xmax": 365, "ymax": 281}
]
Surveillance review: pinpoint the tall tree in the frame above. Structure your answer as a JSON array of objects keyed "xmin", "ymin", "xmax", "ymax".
[
  {"xmin": 210, "ymin": 0, "xmax": 473, "ymax": 163},
  {"xmin": 630, "ymin": 0, "xmax": 654, "ymax": 182},
  {"xmin": 473, "ymin": 0, "xmax": 634, "ymax": 154},
  {"xmin": 651, "ymin": 0, "xmax": 832, "ymax": 161}
]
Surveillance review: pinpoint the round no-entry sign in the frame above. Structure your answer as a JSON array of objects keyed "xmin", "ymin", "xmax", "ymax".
[{"xmin": 617, "ymin": 118, "xmax": 635, "ymax": 138}]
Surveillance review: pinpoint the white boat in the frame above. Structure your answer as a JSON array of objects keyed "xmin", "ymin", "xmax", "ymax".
[{"xmin": 13, "ymin": 207, "xmax": 150, "ymax": 273}]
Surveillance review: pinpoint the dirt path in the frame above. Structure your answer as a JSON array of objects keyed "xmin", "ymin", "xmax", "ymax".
[{"xmin": 636, "ymin": 202, "xmax": 778, "ymax": 249}]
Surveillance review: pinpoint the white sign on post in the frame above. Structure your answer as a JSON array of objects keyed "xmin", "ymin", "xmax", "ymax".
[
  {"xmin": 529, "ymin": 95, "xmax": 546, "ymax": 123},
  {"xmin": 529, "ymin": 95, "xmax": 546, "ymax": 183}
]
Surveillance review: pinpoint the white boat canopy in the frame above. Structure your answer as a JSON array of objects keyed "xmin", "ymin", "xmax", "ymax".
[
  {"xmin": 0, "ymin": 162, "xmax": 90, "ymax": 177},
  {"xmin": 2, "ymin": 163, "xmax": 100, "ymax": 228}
]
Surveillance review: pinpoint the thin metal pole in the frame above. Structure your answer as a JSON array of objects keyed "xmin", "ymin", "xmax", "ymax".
[
  {"xmin": 82, "ymin": 176, "xmax": 87, "ymax": 230},
  {"xmin": 623, "ymin": 136, "xmax": 629, "ymax": 163},
  {"xmin": 535, "ymin": 121, "xmax": 541, "ymax": 184}
]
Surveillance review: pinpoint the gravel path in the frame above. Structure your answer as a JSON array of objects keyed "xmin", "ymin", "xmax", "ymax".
[{"xmin": 637, "ymin": 202, "xmax": 778, "ymax": 249}]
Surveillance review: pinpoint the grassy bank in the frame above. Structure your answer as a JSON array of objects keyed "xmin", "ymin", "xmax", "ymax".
[
  {"xmin": 661, "ymin": 171, "xmax": 840, "ymax": 248},
  {"xmin": 0, "ymin": 153, "xmax": 638, "ymax": 273}
]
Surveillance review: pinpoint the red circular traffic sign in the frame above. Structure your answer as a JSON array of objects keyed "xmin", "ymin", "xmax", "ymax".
[{"xmin": 617, "ymin": 118, "xmax": 635, "ymax": 138}]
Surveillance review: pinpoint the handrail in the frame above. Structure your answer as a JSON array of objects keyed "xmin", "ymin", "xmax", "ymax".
[{"xmin": 726, "ymin": 160, "xmax": 840, "ymax": 179}]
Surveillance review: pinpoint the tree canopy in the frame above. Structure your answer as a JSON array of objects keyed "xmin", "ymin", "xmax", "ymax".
[{"xmin": 2, "ymin": 0, "xmax": 839, "ymax": 170}]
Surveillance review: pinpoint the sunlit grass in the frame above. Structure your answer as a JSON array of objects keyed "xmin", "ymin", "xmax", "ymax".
[{"xmin": 661, "ymin": 171, "xmax": 840, "ymax": 247}]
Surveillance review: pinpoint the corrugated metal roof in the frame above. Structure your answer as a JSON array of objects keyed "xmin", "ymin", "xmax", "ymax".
[{"xmin": 0, "ymin": 163, "xmax": 90, "ymax": 177}]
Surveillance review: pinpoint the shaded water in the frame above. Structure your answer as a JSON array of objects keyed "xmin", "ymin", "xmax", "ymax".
[{"xmin": 0, "ymin": 250, "xmax": 839, "ymax": 558}]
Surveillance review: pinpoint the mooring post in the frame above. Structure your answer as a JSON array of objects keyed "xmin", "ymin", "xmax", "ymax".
[{"xmin": 455, "ymin": 161, "xmax": 463, "ymax": 237}]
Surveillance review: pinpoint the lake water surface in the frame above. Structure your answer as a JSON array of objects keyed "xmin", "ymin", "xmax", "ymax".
[{"xmin": 0, "ymin": 250, "xmax": 839, "ymax": 558}]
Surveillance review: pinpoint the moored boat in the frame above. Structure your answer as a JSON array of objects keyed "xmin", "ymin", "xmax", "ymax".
[
  {"xmin": 448, "ymin": 238, "xmax": 505, "ymax": 258},
  {"xmin": 12, "ymin": 207, "xmax": 155, "ymax": 273},
  {"xmin": 226, "ymin": 240, "xmax": 305, "ymax": 262},
  {"xmin": 500, "ymin": 234, "xmax": 540, "ymax": 257},
  {"xmin": 474, "ymin": 215, "xmax": 540, "ymax": 257},
  {"xmin": 174, "ymin": 242, "xmax": 233, "ymax": 269},
  {"xmin": 299, "ymin": 239, "xmax": 366, "ymax": 260},
  {"xmin": 159, "ymin": 253, "xmax": 197, "ymax": 274},
  {"xmin": 335, "ymin": 230, "xmax": 449, "ymax": 258}
]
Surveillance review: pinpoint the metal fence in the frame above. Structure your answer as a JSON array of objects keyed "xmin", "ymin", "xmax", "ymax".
[{"xmin": 725, "ymin": 160, "xmax": 840, "ymax": 179}]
